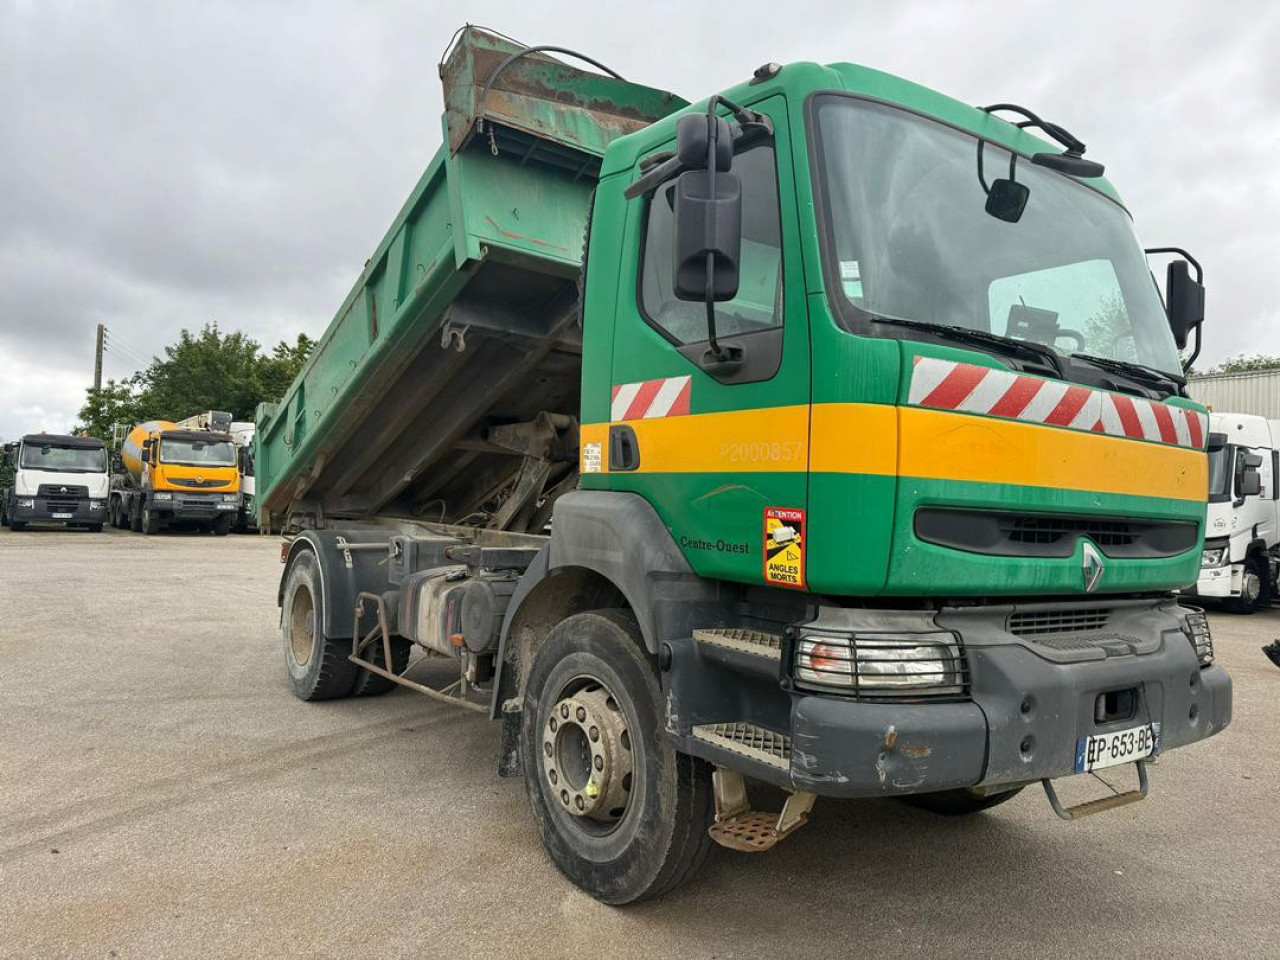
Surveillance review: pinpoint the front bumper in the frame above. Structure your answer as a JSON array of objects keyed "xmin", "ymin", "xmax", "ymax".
[
  {"xmin": 9, "ymin": 497, "xmax": 106, "ymax": 524},
  {"xmin": 154, "ymin": 493, "xmax": 240, "ymax": 520},
  {"xmin": 681, "ymin": 600, "xmax": 1232, "ymax": 799},
  {"xmin": 1180, "ymin": 564, "xmax": 1237, "ymax": 599}
]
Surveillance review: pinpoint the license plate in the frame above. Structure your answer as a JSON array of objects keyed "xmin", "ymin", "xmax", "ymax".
[
  {"xmin": 51, "ymin": 512, "xmax": 73, "ymax": 519},
  {"xmin": 1075, "ymin": 722, "xmax": 1160, "ymax": 773},
  {"xmin": 216, "ymin": 503, "xmax": 238, "ymax": 510}
]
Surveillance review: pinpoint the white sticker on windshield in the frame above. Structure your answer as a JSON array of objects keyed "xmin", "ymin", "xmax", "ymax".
[{"xmin": 840, "ymin": 260, "xmax": 863, "ymax": 299}]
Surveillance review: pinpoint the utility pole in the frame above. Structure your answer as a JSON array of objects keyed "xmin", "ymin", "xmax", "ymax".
[{"xmin": 93, "ymin": 323, "xmax": 104, "ymax": 392}]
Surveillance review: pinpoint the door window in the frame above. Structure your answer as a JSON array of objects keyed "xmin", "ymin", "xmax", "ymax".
[{"xmin": 639, "ymin": 143, "xmax": 784, "ymax": 346}]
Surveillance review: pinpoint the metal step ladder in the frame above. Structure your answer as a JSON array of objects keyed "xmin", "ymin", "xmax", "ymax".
[
  {"xmin": 691, "ymin": 721, "xmax": 815, "ymax": 852},
  {"xmin": 692, "ymin": 627, "xmax": 783, "ymax": 662}
]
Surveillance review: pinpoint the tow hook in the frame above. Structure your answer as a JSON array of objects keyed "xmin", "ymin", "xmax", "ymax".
[
  {"xmin": 1041, "ymin": 759, "xmax": 1149, "ymax": 820},
  {"xmin": 708, "ymin": 766, "xmax": 816, "ymax": 852}
]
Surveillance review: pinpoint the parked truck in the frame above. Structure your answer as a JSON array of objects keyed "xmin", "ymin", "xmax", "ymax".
[
  {"xmin": 175, "ymin": 411, "xmax": 258, "ymax": 532},
  {"xmin": 109, "ymin": 419, "xmax": 241, "ymax": 535},
  {"xmin": 1182, "ymin": 411, "xmax": 1280, "ymax": 612},
  {"xmin": 1, "ymin": 434, "xmax": 109, "ymax": 531},
  {"xmin": 254, "ymin": 28, "xmax": 1231, "ymax": 903}
]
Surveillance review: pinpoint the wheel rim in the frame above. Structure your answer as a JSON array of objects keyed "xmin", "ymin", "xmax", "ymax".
[
  {"xmin": 290, "ymin": 585, "xmax": 316, "ymax": 665},
  {"xmin": 1243, "ymin": 570, "xmax": 1261, "ymax": 604},
  {"xmin": 542, "ymin": 679, "xmax": 633, "ymax": 827}
]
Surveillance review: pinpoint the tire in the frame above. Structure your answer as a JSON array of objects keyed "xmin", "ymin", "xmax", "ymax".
[
  {"xmin": 521, "ymin": 609, "xmax": 714, "ymax": 904},
  {"xmin": 899, "ymin": 786, "xmax": 1024, "ymax": 816},
  {"xmin": 129, "ymin": 503, "xmax": 142, "ymax": 533},
  {"xmin": 10, "ymin": 520, "xmax": 26, "ymax": 532},
  {"xmin": 141, "ymin": 507, "xmax": 161, "ymax": 536},
  {"xmin": 212, "ymin": 515, "xmax": 232, "ymax": 536},
  {"xmin": 282, "ymin": 549, "xmax": 358, "ymax": 701},
  {"xmin": 1225, "ymin": 555, "xmax": 1266, "ymax": 614},
  {"xmin": 351, "ymin": 635, "xmax": 412, "ymax": 697},
  {"xmin": 86, "ymin": 524, "xmax": 103, "ymax": 533}
]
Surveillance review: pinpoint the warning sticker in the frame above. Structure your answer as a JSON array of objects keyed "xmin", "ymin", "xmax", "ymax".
[
  {"xmin": 582, "ymin": 442, "xmax": 603, "ymax": 474},
  {"xmin": 764, "ymin": 507, "xmax": 806, "ymax": 589}
]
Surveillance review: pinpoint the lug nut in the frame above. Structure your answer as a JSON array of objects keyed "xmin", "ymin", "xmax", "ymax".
[{"xmin": 576, "ymin": 706, "xmax": 587, "ymax": 722}]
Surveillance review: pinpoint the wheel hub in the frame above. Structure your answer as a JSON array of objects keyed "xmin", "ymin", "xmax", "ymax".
[
  {"xmin": 1244, "ymin": 571, "xmax": 1261, "ymax": 603},
  {"xmin": 542, "ymin": 683, "xmax": 632, "ymax": 822}
]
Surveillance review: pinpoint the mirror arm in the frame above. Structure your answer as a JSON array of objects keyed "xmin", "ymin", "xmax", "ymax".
[
  {"xmin": 1145, "ymin": 246, "xmax": 1203, "ymax": 283},
  {"xmin": 1182, "ymin": 321, "xmax": 1202, "ymax": 374}
]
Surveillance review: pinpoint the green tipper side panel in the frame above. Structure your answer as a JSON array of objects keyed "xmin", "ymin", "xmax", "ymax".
[{"xmin": 254, "ymin": 28, "xmax": 684, "ymax": 523}]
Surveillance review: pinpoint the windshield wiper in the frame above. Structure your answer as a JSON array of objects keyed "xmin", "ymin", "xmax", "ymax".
[
  {"xmin": 1070, "ymin": 352, "xmax": 1183, "ymax": 390},
  {"xmin": 870, "ymin": 316, "xmax": 1063, "ymax": 377}
]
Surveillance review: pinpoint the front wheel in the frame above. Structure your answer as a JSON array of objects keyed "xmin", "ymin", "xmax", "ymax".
[
  {"xmin": 10, "ymin": 520, "xmax": 26, "ymax": 532},
  {"xmin": 211, "ymin": 515, "xmax": 232, "ymax": 536},
  {"xmin": 898, "ymin": 786, "xmax": 1024, "ymax": 816},
  {"xmin": 141, "ymin": 507, "xmax": 161, "ymax": 536},
  {"xmin": 1225, "ymin": 556, "xmax": 1267, "ymax": 614},
  {"xmin": 520, "ymin": 609, "xmax": 714, "ymax": 904},
  {"xmin": 86, "ymin": 523, "xmax": 103, "ymax": 533}
]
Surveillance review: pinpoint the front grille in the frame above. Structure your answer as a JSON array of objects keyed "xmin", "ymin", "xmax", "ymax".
[
  {"xmin": 168, "ymin": 478, "xmax": 231, "ymax": 489},
  {"xmin": 44, "ymin": 499, "xmax": 80, "ymax": 512},
  {"xmin": 915, "ymin": 508, "xmax": 1198, "ymax": 559},
  {"xmin": 1007, "ymin": 516, "xmax": 1135, "ymax": 547},
  {"xmin": 37, "ymin": 484, "xmax": 88, "ymax": 498},
  {"xmin": 1009, "ymin": 608, "xmax": 1113, "ymax": 637}
]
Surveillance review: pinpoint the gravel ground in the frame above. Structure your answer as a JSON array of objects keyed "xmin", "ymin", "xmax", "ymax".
[{"xmin": 0, "ymin": 525, "xmax": 1276, "ymax": 959}]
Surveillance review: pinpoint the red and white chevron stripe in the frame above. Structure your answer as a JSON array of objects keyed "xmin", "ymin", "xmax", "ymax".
[
  {"xmin": 611, "ymin": 376, "xmax": 692, "ymax": 422},
  {"xmin": 909, "ymin": 357, "xmax": 1206, "ymax": 449}
]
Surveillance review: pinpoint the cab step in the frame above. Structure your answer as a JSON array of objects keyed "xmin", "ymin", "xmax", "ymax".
[
  {"xmin": 691, "ymin": 721, "xmax": 790, "ymax": 771},
  {"xmin": 1042, "ymin": 759, "xmax": 1150, "ymax": 820},
  {"xmin": 692, "ymin": 627, "xmax": 783, "ymax": 661},
  {"xmin": 707, "ymin": 766, "xmax": 815, "ymax": 853}
]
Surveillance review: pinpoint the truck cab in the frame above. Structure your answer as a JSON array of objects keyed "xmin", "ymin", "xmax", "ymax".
[
  {"xmin": 2, "ymin": 435, "xmax": 109, "ymax": 532},
  {"xmin": 1186, "ymin": 412, "xmax": 1279, "ymax": 611}
]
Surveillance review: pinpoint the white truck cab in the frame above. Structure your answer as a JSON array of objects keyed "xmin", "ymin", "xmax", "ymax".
[
  {"xmin": 2, "ymin": 434, "xmax": 110, "ymax": 532},
  {"xmin": 1184, "ymin": 412, "xmax": 1280, "ymax": 612}
]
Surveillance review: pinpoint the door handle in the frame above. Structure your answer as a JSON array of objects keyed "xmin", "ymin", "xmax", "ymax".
[{"xmin": 609, "ymin": 425, "xmax": 641, "ymax": 472}]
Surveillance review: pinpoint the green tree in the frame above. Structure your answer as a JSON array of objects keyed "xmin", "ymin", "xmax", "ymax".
[
  {"xmin": 1203, "ymin": 354, "xmax": 1280, "ymax": 375},
  {"xmin": 76, "ymin": 378, "xmax": 149, "ymax": 450},
  {"xmin": 254, "ymin": 333, "xmax": 315, "ymax": 403},
  {"xmin": 141, "ymin": 323, "xmax": 263, "ymax": 420},
  {"xmin": 1082, "ymin": 292, "xmax": 1138, "ymax": 362},
  {"xmin": 75, "ymin": 324, "xmax": 315, "ymax": 444}
]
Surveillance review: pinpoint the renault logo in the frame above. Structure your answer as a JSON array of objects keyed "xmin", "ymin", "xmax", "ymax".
[
  {"xmin": 1082, "ymin": 543, "xmax": 1105, "ymax": 593},
  {"xmin": 59, "ymin": 486, "xmax": 67, "ymax": 494}
]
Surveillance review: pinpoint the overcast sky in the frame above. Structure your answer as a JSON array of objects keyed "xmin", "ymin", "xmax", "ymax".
[{"xmin": 2, "ymin": 0, "xmax": 1277, "ymax": 439}]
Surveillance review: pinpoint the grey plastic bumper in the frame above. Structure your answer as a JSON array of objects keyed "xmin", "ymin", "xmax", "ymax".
[
  {"xmin": 786, "ymin": 637, "xmax": 1231, "ymax": 799},
  {"xmin": 10, "ymin": 498, "xmax": 106, "ymax": 524}
]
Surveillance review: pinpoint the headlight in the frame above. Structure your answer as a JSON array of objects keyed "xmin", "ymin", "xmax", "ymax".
[
  {"xmin": 89, "ymin": 500, "xmax": 104, "ymax": 510},
  {"xmin": 153, "ymin": 492, "xmax": 173, "ymax": 501},
  {"xmin": 1201, "ymin": 546, "xmax": 1228, "ymax": 568},
  {"xmin": 1183, "ymin": 608, "xmax": 1214, "ymax": 664},
  {"xmin": 17, "ymin": 498, "xmax": 34, "ymax": 508},
  {"xmin": 795, "ymin": 632, "xmax": 967, "ymax": 697},
  {"xmin": 222, "ymin": 494, "xmax": 240, "ymax": 503}
]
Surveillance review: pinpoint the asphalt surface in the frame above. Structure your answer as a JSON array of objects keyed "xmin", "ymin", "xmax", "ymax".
[{"xmin": 0, "ymin": 525, "xmax": 1276, "ymax": 959}]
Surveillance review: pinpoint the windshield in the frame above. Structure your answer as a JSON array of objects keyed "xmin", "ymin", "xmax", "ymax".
[
  {"xmin": 814, "ymin": 97, "xmax": 1182, "ymax": 375},
  {"xmin": 160, "ymin": 438, "xmax": 236, "ymax": 467},
  {"xmin": 19, "ymin": 443, "xmax": 106, "ymax": 473},
  {"xmin": 1208, "ymin": 446, "xmax": 1232, "ymax": 500}
]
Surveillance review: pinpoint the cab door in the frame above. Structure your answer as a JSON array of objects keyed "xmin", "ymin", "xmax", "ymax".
[{"xmin": 604, "ymin": 97, "xmax": 811, "ymax": 589}]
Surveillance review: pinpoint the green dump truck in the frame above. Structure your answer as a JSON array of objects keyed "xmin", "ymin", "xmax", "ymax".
[{"xmin": 255, "ymin": 27, "xmax": 1231, "ymax": 903}]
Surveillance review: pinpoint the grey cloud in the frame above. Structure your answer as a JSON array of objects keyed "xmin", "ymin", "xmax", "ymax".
[{"xmin": 1, "ymin": 0, "xmax": 1277, "ymax": 438}]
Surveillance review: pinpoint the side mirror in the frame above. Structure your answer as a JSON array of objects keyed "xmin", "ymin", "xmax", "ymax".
[
  {"xmin": 985, "ymin": 178, "xmax": 1029, "ymax": 223},
  {"xmin": 1206, "ymin": 431, "xmax": 1228, "ymax": 453},
  {"xmin": 1239, "ymin": 452, "xmax": 1262, "ymax": 498},
  {"xmin": 672, "ymin": 169, "xmax": 742, "ymax": 302},
  {"xmin": 676, "ymin": 114, "xmax": 732, "ymax": 171},
  {"xmin": 1165, "ymin": 259, "xmax": 1205, "ymax": 349}
]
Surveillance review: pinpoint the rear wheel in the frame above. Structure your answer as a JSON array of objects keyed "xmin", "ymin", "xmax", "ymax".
[
  {"xmin": 351, "ymin": 636, "xmax": 413, "ymax": 697},
  {"xmin": 282, "ymin": 549, "xmax": 358, "ymax": 700},
  {"xmin": 129, "ymin": 502, "xmax": 142, "ymax": 533},
  {"xmin": 899, "ymin": 786, "xmax": 1024, "ymax": 816},
  {"xmin": 520, "ymin": 609, "xmax": 714, "ymax": 904},
  {"xmin": 1225, "ymin": 555, "xmax": 1266, "ymax": 614}
]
